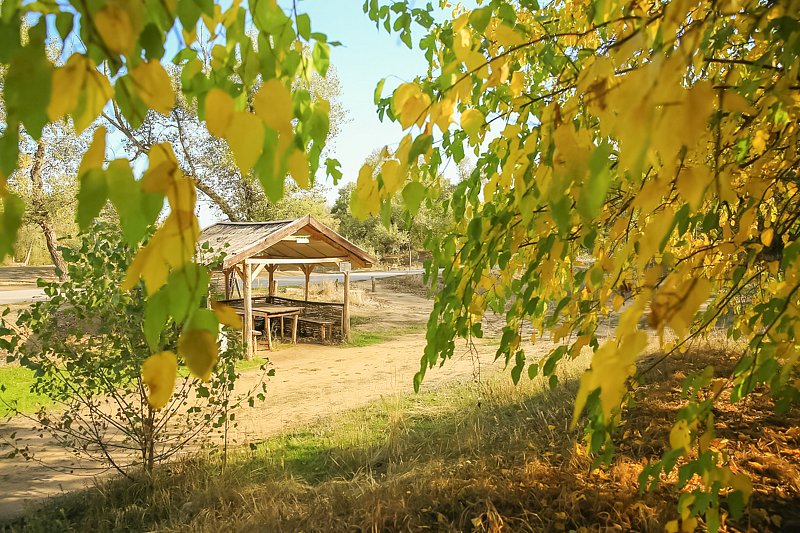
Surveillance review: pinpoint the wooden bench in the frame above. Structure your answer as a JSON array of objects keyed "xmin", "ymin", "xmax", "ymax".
[{"xmin": 298, "ymin": 317, "xmax": 337, "ymax": 341}]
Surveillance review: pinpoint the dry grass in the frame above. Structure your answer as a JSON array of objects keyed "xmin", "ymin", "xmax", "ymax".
[{"xmin": 4, "ymin": 342, "xmax": 799, "ymax": 532}]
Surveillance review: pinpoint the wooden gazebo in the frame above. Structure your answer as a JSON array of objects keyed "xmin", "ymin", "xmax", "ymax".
[{"xmin": 198, "ymin": 216, "xmax": 374, "ymax": 357}]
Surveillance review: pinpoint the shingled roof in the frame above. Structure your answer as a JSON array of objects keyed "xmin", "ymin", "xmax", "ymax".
[{"xmin": 198, "ymin": 215, "xmax": 374, "ymax": 270}]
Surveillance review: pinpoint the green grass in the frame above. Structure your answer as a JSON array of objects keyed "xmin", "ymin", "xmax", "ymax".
[
  {"xmin": 0, "ymin": 366, "xmax": 52, "ymax": 416},
  {"xmin": 3, "ymin": 359, "xmax": 594, "ymax": 532},
  {"xmin": 344, "ymin": 323, "xmax": 425, "ymax": 347}
]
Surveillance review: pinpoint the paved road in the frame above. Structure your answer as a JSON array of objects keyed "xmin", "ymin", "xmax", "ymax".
[
  {"xmin": 0, "ymin": 270, "xmax": 426, "ymax": 304},
  {"xmin": 0, "ymin": 288, "xmax": 51, "ymax": 305}
]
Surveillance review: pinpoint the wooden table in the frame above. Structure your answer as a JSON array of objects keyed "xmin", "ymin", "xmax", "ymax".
[{"xmin": 231, "ymin": 304, "xmax": 304, "ymax": 350}]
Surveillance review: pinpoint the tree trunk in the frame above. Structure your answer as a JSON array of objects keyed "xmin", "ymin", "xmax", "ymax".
[
  {"xmin": 29, "ymin": 140, "xmax": 68, "ymax": 280},
  {"xmin": 38, "ymin": 220, "xmax": 68, "ymax": 278},
  {"xmin": 190, "ymin": 176, "xmax": 241, "ymax": 222}
]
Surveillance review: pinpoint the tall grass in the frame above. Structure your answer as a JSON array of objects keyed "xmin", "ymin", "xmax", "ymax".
[{"xmin": 5, "ymin": 355, "xmax": 599, "ymax": 532}]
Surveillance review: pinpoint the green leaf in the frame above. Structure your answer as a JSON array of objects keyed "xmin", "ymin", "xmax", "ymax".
[
  {"xmin": 469, "ymin": 7, "xmax": 492, "ymax": 33},
  {"xmin": 296, "ymin": 13, "xmax": 311, "ymax": 40},
  {"xmin": 0, "ymin": 19, "xmax": 20, "ymax": 63},
  {"xmin": 107, "ymin": 160, "xmax": 150, "ymax": 245},
  {"xmin": 177, "ymin": 0, "xmax": 201, "ymax": 30},
  {"xmin": 374, "ymin": 78, "xmax": 386, "ymax": 105},
  {"xmin": 0, "ymin": 194, "xmax": 24, "ymax": 260},
  {"xmin": 144, "ymin": 289, "xmax": 170, "ymax": 351},
  {"xmin": 167, "ymin": 264, "xmax": 209, "ymax": 324},
  {"xmin": 5, "ymin": 45, "xmax": 52, "ymax": 138},
  {"xmin": 325, "ymin": 158, "xmax": 343, "ymax": 184},
  {"xmin": 55, "ymin": 12, "xmax": 73, "ymax": 41},
  {"xmin": 115, "ymin": 76, "xmax": 150, "ymax": 130},
  {"xmin": 408, "ymin": 134, "xmax": 432, "ymax": 163},
  {"xmin": 140, "ymin": 23, "xmax": 165, "ymax": 60},
  {"xmin": 0, "ymin": 125, "xmax": 20, "ymax": 176},
  {"xmin": 76, "ymin": 169, "xmax": 108, "ymax": 231},
  {"xmin": 186, "ymin": 308, "xmax": 219, "ymax": 335},
  {"xmin": 549, "ymin": 195, "xmax": 572, "ymax": 235},
  {"xmin": 311, "ymin": 41, "xmax": 330, "ymax": 76},
  {"xmin": 577, "ymin": 142, "xmax": 612, "ymax": 220},
  {"xmin": 402, "ymin": 181, "xmax": 426, "ymax": 216}
]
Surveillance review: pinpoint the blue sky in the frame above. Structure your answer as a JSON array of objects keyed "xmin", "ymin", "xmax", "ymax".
[{"xmin": 199, "ymin": 0, "xmax": 434, "ymax": 226}]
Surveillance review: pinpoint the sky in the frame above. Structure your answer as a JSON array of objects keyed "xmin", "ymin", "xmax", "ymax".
[{"xmin": 199, "ymin": 0, "xmax": 435, "ymax": 227}]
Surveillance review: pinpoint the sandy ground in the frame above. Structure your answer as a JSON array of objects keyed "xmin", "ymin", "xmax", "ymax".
[{"xmin": 0, "ymin": 286, "xmax": 527, "ymax": 519}]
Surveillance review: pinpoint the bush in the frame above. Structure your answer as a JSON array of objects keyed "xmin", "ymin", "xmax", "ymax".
[{"xmin": 2, "ymin": 223, "xmax": 267, "ymax": 476}]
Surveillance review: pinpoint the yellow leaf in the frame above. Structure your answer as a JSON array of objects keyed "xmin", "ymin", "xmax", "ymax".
[
  {"xmin": 129, "ymin": 61, "xmax": 175, "ymax": 115},
  {"xmin": 287, "ymin": 149, "xmax": 309, "ymax": 188},
  {"xmin": 211, "ymin": 301, "xmax": 242, "ymax": 330},
  {"xmin": 752, "ymin": 130, "xmax": 769, "ymax": 154},
  {"xmin": 573, "ymin": 329, "xmax": 648, "ymax": 424},
  {"xmin": 612, "ymin": 294, "xmax": 624, "ymax": 311},
  {"xmin": 460, "ymin": 108, "xmax": 484, "ymax": 141},
  {"xmin": 676, "ymin": 166, "xmax": 710, "ymax": 211},
  {"xmin": 48, "ymin": 54, "xmax": 86, "ymax": 122},
  {"xmin": 487, "ymin": 56, "xmax": 510, "ymax": 86},
  {"xmin": 78, "ymin": 127, "xmax": 106, "ymax": 176},
  {"xmin": 392, "ymin": 83, "xmax": 430, "ymax": 129},
  {"xmin": 380, "ymin": 159, "xmax": 405, "ymax": 194},
  {"xmin": 670, "ymin": 277, "xmax": 711, "ymax": 337},
  {"xmin": 178, "ymin": 329, "xmax": 218, "ymax": 381},
  {"xmin": 510, "ymin": 71, "xmax": 525, "ymax": 97},
  {"xmin": 491, "ymin": 22, "xmax": 526, "ymax": 48},
  {"xmin": 79, "ymin": 67, "xmax": 114, "ymax": 132},
  {"xmin": 761, "ymin": 227, "xmax": 774, "ymax": 247},
  {"xmin": 669, "ymin": 419, "xmax": 691, "ymax": 453},
  {"xmin": 683, "ymin": 80, "xmax": 715, "ymax": 136},
  {"xmin": 94, "ymin": 3, "xmax": 135, "ymax": 55},
  {"xmin": 638, "ymin": 209, "xmax": 674, "ymax": 265},
  {"xmin": 123, "ymin": 214, "xmax": 199, "ymax": 293},
  {"xmin": 351, "ymin": 163, "xmax": 379, "ymax": 219},
  {"xmin": 429, "ymin": 98, "xmax": 454, "ymax": 132},
  {"xmin": 723, "ymin": 91, "xmax": 755, "ymax": 115},
  {"xmin": 665, "ymin": 519, "xmax": 679, "ymax": 533},
  {"xmin": 253, "ymin": 79, "xmax": 293, "ymax": 136},
  {"xmin": 204, "ymin": 88, "xmax": 235, "ymax": 137},
  {"xmin": 49, "ymin": 54, "xmax": 115, "ymax": 132},
  {"xmin": 226, "ymin": 111, "xmax": 264, "ymax": 173},
  {"xmin": 142, "ymin": 143, "xmax": 180, "ymax": 195},
  {"xmin": 681, "ymin": 516, "xmax": 698, "ymax": 533},
  {"xmin": 731, "ymin": 473, "xmax": 752, "ymax": 503},
  {"xmin": 141, "ymin": 351, "xmax": 178, "ymax": 409},
  {"xmin": 166, "ymin": 175, "xmax": 197, "ymax": 215}
]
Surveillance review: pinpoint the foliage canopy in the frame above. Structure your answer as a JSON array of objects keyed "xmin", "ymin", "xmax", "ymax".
[
  {"xmin": 0, "ymin": 0, "xmax": 336, "ymax": 403},
  {"xmin": 356, "ymin": 0, "xmax": 800, "ymax": 528},
  {"xmin": 0, "ymin": 0, "xmax": 799, "ymax": 528}
]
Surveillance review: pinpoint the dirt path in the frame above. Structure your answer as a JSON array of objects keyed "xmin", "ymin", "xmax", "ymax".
[{"xmin": 0, "ymin": 288, "xmax": 530, "ymax": 519}]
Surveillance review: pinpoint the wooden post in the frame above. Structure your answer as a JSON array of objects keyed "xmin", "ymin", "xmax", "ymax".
[
  {"xmin": 224, "ymin": 269, "xmax": 231, "ymax": 299},
  {"xmin": 371, "ymin": 276, "xmax": 376, "ymax": 293},
  {"xmin": 243, "ymin": 261, "xmax": 253, "ymax": 360},
  {"xmin": 302, "ymin": 265, "xmax": 312, "ymax": 301},
  {"xmin": 342, "ymin": 271, "xmax": 351, "ymax": 342},
  {"xmin": 267, "ymin": 265, "xmax": 277, "ymax": 297},
  {"xmin": 271, "ymin": 279, "xmax": 277, "ymax": 295}
]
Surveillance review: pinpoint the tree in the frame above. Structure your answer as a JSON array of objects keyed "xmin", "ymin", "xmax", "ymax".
[
  {"xmin": 338, "ymin": 148, "xmax": 455, "ymax": 261},
  {"xmin": 0, "ymin": 1, "xmax": 338, "ymax": 411},
  {"xmin": 104, "ymin": 64, "xmax": 347, "ymax": 222},
  {"xmin": 2, "ymin": 223, "xmax": 266, "ymax": 476},
  {"xmin": 332, "ymin": 182, "xmax": 409, "ymax": 261},
  {"xmin": 354, "ymin": 0, "xmax": 799, "ymax": 528},
  {"xmin": 0, "ymin": 69, "xmax": 80, "ymax": 273}
]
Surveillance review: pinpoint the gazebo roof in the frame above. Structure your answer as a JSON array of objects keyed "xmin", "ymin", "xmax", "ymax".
[{"xmin": 198, "ymin": 215, "xmax": 374, "ymax": 270}]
